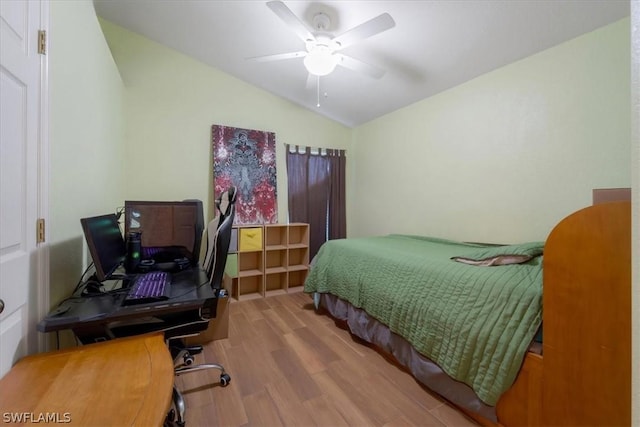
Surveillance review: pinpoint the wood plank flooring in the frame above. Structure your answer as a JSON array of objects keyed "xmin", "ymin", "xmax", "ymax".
[{"xmin": 174, "ymin": 292, "xmax": 480, "ymax": 427}]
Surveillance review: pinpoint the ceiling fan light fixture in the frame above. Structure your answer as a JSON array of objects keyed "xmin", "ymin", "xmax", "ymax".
[{"xmin": 304, "ymin": 47, "xmax": 338, "ymax": 76}]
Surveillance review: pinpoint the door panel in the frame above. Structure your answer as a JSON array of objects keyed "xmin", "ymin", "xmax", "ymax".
[{"xmin": 0, "ymin": 0, "xmax": 41, "ymax": 377}]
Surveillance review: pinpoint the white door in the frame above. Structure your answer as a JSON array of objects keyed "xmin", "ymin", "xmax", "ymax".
[{"xmin": 0, "ymin": 0, "xmax": 46, "ymax": 377}]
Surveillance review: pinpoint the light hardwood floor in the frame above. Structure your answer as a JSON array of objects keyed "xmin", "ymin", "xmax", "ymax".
[{"xmin": 175, "ymin": 292, "xmax": 480, "ymax": 427}]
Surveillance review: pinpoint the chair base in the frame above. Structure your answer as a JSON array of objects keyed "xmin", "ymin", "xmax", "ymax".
[
  {"xmin": 175, "ymin": 363, "xmax": 231, "ymax": 387},
  {"xmin": 171, "ymin": 339, "xmax": 204, "ymax": 367},
  {"xmin": 165, "ymin": 386, "xmax": 186, "ymax": 427},
  {"xmin": 168, "ymin": 340, "xmax": 231, "ymax": 426}
]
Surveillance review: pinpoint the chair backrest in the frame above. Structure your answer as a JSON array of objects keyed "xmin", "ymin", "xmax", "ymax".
[
  {"xmin": 202, "ymin": 187, "xmax": 237, "ymax": 274},
  {"xmin": 216, "ymin": 186, "xmax": 237, "ymax": 221},
  {"xmin": 207, "ymin": 203, "xmax": 235, "ymax": 287},
  {"xmin": 202, "ymin": 187, "xmax": 236, "ymax": 277},
  {"xmin": 202, "ymin": 216, "xmax": 221, "ymax": 272}
]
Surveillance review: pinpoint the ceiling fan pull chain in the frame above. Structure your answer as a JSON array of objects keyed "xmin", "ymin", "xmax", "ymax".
[{"xmin": 317, "ymin": 75, "xmax": 321, "ymax": 108}]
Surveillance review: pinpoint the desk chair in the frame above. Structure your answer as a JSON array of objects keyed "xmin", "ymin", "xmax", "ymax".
[
  {"xmin": 173, "ymin": 187, "xmax": 237, "ymax": 366},
  {"xmin": 165, "ymin": 189, "xmax": 236, "ymax": 426}
]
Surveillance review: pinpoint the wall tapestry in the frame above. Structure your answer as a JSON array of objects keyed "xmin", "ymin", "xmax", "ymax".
[{"xmin": 212, "ymin": 125, "xmax": 277, "ymax": 224}]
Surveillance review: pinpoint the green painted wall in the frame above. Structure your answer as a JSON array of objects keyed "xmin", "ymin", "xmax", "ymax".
[{"xmin": 353, "ymin": 18, "xmax": 630, "ymax": 243}]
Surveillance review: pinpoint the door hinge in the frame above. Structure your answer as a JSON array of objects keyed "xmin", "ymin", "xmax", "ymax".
[
  {"xmin": 38, "ymin": 30, "xmax": 46, "ymax": 55},
  {"xmin": 37, "ymin": 218, "xmax": 45, "ymax": 243}
]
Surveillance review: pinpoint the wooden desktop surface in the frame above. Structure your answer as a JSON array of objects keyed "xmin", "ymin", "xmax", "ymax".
[{"xmin": 0, "ymin": 333, "xmax": 173, "ymax": 426}]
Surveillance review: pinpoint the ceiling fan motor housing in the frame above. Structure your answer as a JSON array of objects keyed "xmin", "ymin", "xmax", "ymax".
[{"xmin": 312, "ymin": 12, "xmax": 331, "ymax": 31}]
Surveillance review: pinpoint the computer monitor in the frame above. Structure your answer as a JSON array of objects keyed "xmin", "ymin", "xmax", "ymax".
[
  {"xmin": 80, "ymin": 214, "xmax": 126, "ymax": 282},
  {"xmin": 124, "ymin": 200, "xmax": 204, "ymax": 265}
]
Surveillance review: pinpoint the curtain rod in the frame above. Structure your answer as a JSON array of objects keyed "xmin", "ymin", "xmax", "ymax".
[{"xmin": 285, "ymin": 143, "xmax": 347, "ymax": 156}]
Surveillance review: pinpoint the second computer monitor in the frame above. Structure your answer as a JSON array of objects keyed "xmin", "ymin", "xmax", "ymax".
[{"xmin": 124, "ymin": 200, "xmax": 204, "ymax": 265}]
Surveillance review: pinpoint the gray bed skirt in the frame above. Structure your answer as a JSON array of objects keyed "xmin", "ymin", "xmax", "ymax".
[{"xmin": 315, "ymin": 292, "xmax": 498, "ymax": 422}]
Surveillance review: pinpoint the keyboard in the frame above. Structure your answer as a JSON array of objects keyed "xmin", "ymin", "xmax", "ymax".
[{"xmin": 122, "ymin": 271, "xmax": 172, "ymax": 306}]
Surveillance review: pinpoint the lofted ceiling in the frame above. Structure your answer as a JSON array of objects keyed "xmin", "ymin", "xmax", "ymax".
[{"xmin": 93, "ymin": 0, "xmax": 630, "ymax": 128}]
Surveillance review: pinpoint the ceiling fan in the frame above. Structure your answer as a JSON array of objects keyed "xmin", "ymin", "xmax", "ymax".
[{"xmin": 250, "ymin": 1, "xmax": 396, "ymax": 80}]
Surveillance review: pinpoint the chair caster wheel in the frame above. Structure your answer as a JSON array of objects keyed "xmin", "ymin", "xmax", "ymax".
[
  {"xmin": 220, "ymin": 373, "xmax": 231, "ymax": 387},
  {"xmin": 183, "ymin": 355, "xmax": 194, "ymax": 366},
  {"xmin": 165, "ymin": 409, "xmax": 184, "ymax": 427}
]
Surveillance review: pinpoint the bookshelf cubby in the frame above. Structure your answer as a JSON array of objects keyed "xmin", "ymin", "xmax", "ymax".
[{"xmin": 226, "ymin": 223, "xmax": 309, "ymax": 301}]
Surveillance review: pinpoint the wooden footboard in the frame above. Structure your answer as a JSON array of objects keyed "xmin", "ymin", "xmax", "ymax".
[
  {"xmin": 496, "ymin": 352, "xmax": 543, "ymax": 426},
  {"xmin": 485, "ymin": 201, "xmax": 631, "ymax": 427},
  {"xmin": 466, "ymin": 352, "xmax": 543, "ymax": 427},
  {"xmin": 542, "ymin": 201, "xmax": 630, "ymax": 426}
]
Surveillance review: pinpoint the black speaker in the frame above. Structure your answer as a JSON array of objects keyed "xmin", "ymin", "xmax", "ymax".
[{"xmin": 125, "ymin": 232, "xmax": 142, "ymax": 273}]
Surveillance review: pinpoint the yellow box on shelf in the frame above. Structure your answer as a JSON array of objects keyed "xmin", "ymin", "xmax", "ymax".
[{"xmin": 239, "ymin": 227, "xmax": 263, "ymax": 251}]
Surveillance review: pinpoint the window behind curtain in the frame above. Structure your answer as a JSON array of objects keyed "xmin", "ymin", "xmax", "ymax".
[{"xmin": 286, "ymin": 145, "xmax": 346, "ymax": 259}]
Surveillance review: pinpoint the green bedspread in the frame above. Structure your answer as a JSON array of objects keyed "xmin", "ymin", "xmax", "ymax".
[{"xmin": 304, "ymin": 235, "xmax": 543, "ymax": 406}]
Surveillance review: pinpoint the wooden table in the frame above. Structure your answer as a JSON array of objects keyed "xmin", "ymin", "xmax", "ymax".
[{"xmin": 0, "ymin": 333, "xmax": 173, "ymax": 426}]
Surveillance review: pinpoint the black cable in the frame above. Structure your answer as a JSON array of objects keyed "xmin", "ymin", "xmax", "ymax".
[{"xmin": 71, "ymin": 261, "xmax": 96, "ymax": 296}]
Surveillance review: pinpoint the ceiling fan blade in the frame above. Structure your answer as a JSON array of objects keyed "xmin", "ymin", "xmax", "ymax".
[
  {"xmin": 336, "ymin": 54, "xmax": 386, "ymax": 79},
  {"xmin": 333, "ymin": 13, "xmax": 395, "ymax": 49},
  {"xmin": 247, "ymin": 51, "xmax": 307, "ymax": 62},
  {"xmin": 267, "ymin": 1, "xmax": 315, "ymax": 42}
]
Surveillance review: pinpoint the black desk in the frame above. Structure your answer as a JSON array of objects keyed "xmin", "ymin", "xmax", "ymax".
[{"xmin": 38, "ymin": 267, "xmax": 216, "ymax": 344}]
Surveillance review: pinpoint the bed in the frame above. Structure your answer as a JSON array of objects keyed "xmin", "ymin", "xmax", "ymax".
[{"xmin": 304, "ymin": 200, "xmax": 631, "ymax": 426}]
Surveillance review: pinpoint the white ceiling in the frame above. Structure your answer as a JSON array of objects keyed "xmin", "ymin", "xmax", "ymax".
[{"xmin": 93, "ymin": 0, "xmax": 630, "ymax": 128}]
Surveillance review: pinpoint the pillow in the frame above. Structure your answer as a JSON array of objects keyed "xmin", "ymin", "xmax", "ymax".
[{"xmin": 451, "ymin": 241, "xmax": 544, "ymax": 266}]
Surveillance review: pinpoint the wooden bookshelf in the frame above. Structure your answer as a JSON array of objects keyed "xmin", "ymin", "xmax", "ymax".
[
  {"xmin": 287, "ymin": 223, "xmax": 309, "ymax": 292},
  {"xmin": 226, "ymin": 223, "xmax": 309, "ymax": 301}
]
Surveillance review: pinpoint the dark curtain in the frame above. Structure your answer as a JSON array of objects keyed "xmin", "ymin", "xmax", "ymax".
[
  {"xmin": 328, "ymin": 149, "xmax": 346, "ymax": 240},
  {"xmin": 286, "ymin": 145, "xmax": 346, "ymax": 259},
  {"xmin": 286, "ymin": 147, "xmax": 309, "ymax": 223}
]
